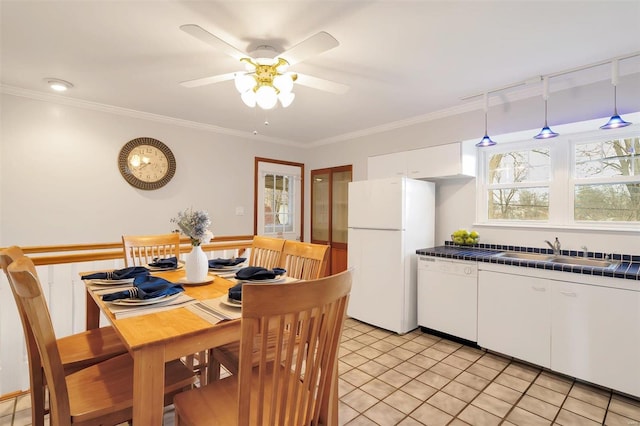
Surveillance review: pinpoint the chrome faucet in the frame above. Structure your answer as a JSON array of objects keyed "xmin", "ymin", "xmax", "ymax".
[{"xmin": 545, "ymin": 237, "xmax": 561, "ymax": 255}]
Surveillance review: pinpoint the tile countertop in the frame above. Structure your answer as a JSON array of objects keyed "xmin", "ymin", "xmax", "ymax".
[{"xmin": 416, "ymin": 242, "xmax": 640, "ymax": 281}]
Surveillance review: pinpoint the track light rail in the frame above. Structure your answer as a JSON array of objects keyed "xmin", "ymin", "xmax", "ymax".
[{"xmin": 461, "ymin": 50, "xmax": 640, "ymax": 101}]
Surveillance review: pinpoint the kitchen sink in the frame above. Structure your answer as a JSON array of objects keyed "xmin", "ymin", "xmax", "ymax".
[
  {"xmin": 494, "ymin": 252, "xmax": 619, "ymax": 269},
  {"xmin": 549, "ymin": 256, "xmax": 619, "ymax": 269},
  {"xmin": 494, "ymin": 252, "xmax": 554, "ymax": 261}
]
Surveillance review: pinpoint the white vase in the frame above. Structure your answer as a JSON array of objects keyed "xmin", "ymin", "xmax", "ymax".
[{"xmin": 185, "ymin": 245, "xmax": 208, "ymax": 282}]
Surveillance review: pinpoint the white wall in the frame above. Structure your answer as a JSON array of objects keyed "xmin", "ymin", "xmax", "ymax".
[{"xmin": 0, "ymin": 94, "xmax": 305, "ymax": 245}]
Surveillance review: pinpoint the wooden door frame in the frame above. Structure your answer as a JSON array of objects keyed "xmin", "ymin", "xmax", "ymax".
[{"xmin": 254, "ymin": 157, "xmax": 305, "ymax": 240}]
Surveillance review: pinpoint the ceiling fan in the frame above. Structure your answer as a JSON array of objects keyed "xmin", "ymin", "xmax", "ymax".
[{"xmin": 179, "ymin": 24, "xmax": 349, "ymax": 110}]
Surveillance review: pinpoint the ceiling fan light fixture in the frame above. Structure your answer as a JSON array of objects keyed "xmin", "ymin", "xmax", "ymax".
[
  {"xmin": 279, "ymin": 92, "xmax": 295, "ymax": 108},
  {"xmin": 255, "ymin": 85, "xmax": 278, "ymax": 109},
  {"xmin": 273, "ymin": 74, "xmax": 294, "ymax": 94},
  {"xmin": 241, "ymin": 90, "xmax": 257, "ymax": 107},
  {"xmin": 234, "ymin": 73, "xmax": 256, "ymax": 93}
]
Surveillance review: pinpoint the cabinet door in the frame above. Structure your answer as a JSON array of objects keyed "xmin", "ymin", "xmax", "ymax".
[
  {"xmin": 552, "ymin": 283, "xmax": 640, "ymax": 398},
  {"xmin": 478, "ymin": 270, "xmax": 551, "ymax": 367},
  {"xmin": 367, "ymin": 152, "xmax": 407, "ymax": 179}
]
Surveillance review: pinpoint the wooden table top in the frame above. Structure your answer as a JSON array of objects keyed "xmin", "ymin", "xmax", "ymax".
[{"xmin": 85, "ymin": 269, "xmax": 239, "ymax": 352}]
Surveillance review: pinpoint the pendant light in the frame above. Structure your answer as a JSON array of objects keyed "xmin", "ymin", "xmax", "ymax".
[
  {"xmin": 600, "ymin": 59, "xmax": 632, "ymax": 129},
  {"xmin": 476, "ymin": 93, "xmax": 497, "ymax": 147},
  {"xmin": 534, "ymin": 77, "xmax": 559, "ymax": 139}
]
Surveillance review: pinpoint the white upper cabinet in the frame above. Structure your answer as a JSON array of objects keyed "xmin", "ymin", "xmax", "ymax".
[
  {"xmin": 367, "ymin": 141, "xmax": 476, "ymax": 180},
  {"xmin": 367, "ymin": 151, "xmax": 408, "ymax": 179}
]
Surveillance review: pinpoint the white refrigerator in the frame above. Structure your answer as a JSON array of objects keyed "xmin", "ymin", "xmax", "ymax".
[{"xmin": 347, "ymin": 177, "xmax": 435, "ymax": 334}]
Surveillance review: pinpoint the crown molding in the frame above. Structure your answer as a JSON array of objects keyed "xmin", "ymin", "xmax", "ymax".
[{"xmin": 0, "ymin": 85, "xmax": 302, "ymax": 148}]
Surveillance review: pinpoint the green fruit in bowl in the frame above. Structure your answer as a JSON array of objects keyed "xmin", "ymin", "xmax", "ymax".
[{"xmin": 451, "ymin": 228, "xmax": 479, "ymax": 245}]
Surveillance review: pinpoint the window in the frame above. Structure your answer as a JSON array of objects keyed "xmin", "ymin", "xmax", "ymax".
[
  {"xmin": 573, "ymin": 137, "xmax": 640, "ymax": 222},
  {"xmin": 486, "ymin": 147, "xmax": 550, "ymax": 220},
  {"xmin": 477, "ymin": 114, "xmax": 639, "ymax": 229}
]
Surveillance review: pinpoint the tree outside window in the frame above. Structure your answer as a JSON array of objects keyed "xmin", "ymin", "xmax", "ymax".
[{"xmin": 574, "ymin": 137, "xmax": 640, "ymax": 222}]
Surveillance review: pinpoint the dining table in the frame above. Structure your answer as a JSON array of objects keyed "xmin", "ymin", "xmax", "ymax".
[{"xmin": 83, "ymin": 266, "xmax": 242, "ymax": 425}]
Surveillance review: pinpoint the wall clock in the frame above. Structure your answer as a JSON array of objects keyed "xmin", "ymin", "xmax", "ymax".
[{"xmin": 118, "ymin": 137, "xmax": 176, "ymax": 190}]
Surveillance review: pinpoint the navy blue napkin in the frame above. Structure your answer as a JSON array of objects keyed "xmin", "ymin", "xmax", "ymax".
[
  {"xmin": 102, "ymin": 275, "xmax": 184, "ymax": 301},
  {"xmin": 208, "ymin": 257, "xmax": 246, "ymax": 268},
  {"xmin": 82, "ymin": 266, "xmax": 149, "ymax": 280},
  {"xmin": 148, "ymin": 256, "xmax": 178, "ymax": 269},
  {"xmin": 228, "ymin": 282, "xmax": 244, "ymax": 302},
  {"xmin": 235, "ymin": 266, "xmax": 286, "ymax": 281}
]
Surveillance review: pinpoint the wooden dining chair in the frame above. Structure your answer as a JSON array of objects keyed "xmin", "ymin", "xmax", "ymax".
[
  {"xmin": 278, "ymin": 240, "xmax": 330, "ymax": 280},
  {"xmin": 0, "ymin": 246, "xmax": 128, "ymax": 426},
  {"xmin": 174, "ymin": 270, "xmax": 352, "ymax": 426},
  {"xmin": 247, "ymin": 235, "xmax": 286, "ymax": 269},
  {"xmin": 208, "ymin": 240, "xmax": 330, "ymax": 380},
  {"xmin": 122, "ymin": 232, "xmax": 181, "ymax": 267},
  {"xmin": 7, "ymin": 255, "xmax": 196, "ymax": 426}
]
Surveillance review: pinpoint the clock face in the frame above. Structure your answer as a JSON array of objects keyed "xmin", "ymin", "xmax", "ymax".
[{"xmin": 118, "ymin": 138, "xmax": 176, "ymax": 190}]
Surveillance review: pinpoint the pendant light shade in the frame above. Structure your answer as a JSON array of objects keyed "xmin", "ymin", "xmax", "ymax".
[
  {"xmin": 601, "ymin": 59, "xmax": 632, "ymax": 130},
  {"xmin": 476, "ymin": 93, "xmax": 497, "ymax": 147},
  {"xmin": 534, "ymin": 77, "xmax": 559, "ymax": 139}
]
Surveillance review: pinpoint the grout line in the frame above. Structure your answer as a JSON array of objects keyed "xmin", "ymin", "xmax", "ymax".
[{"xmin": 498, "ymin": 367, "xmax": 543, "ymax": 425}]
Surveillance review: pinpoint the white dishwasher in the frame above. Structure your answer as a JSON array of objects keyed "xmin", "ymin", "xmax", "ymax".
[{"xmin": 417, "ymin": 256, "xmax": 478, "ymax": 342}]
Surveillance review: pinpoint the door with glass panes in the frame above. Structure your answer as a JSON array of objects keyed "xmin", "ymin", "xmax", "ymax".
[
  {"xmin": 311, "ymin": 165, "xmax": 352, "ymax": 275},
  {"xmin": 256, "ymin": 158, "xmax": 303, "ymax": 241}
]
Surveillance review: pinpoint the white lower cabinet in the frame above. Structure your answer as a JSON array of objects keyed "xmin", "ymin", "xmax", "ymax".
[
  {"xmin": 477, "ymin": 265, "xmax": 640, "ymax": 398},
  {"xmin": 478, "ymin": 270, "xmax": 551, "ymax": 368},
  {"xmin": 551, "ymin": 282, "xmax": 640, "ymax": 397}
]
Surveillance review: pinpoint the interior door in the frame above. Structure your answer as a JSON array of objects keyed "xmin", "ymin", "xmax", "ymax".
[
  {"xmin": 255, "ymin": 158, "xmax": 303, "ymax": 241},
  {"xmin": 311, "ymin": 165, "xmax": 352, "ymax": 275}
]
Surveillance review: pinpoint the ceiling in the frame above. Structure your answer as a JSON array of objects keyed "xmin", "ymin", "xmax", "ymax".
[{"xmin": 2, "ymin": 1, "xmax": 640, "ymax": 146}]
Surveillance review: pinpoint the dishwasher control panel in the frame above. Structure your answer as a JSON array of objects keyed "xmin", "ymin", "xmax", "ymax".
[{"xmin": 418, "ymin": 256, "xmax": 477, "ymax": 276}]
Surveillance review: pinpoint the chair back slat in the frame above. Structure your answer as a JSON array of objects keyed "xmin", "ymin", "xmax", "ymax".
[
  {"xmin": 122, "ymin": 233, "xmax": 181, "ymax": 266},
  {"xmin": 248, "ymin": 236, "xmax": 285, "ymax": 269},
  {"xmin": 237, "ymin": 270, "xmax": 351, "ymax": 425},
  {"xmin": 278, "ymin": 240, "xmax": 329, "ymax": 280}
]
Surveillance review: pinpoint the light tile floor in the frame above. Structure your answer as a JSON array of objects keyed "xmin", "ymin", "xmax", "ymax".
[{"xmin": 2, "ymin": 318, "xmax": 640, "ymax": 425}]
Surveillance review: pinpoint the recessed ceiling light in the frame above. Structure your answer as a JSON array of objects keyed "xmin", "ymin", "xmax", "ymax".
[{"xmin": 45, "ymin": 78, "xmax": 73, "ymax": 92}]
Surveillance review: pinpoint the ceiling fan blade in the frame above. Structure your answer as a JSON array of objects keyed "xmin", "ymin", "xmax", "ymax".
[
  {"xmin": 180, "ymin": 24, "xmax": 247, "ymax": 60},
  {"xmin": 279, "ymin": 32, "xmax": 339, "ymax": 66},
  {"xmin": 179, "ymin": 72, "xmax": 237, "ymax": 88},
  {"xmin": 295, "ymin": 73, "xmax": 349, "ymax": 94}
]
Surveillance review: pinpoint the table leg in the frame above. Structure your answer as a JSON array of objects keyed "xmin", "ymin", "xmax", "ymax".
[
  {"xmin": 85, "ymin": 290, "xmax": 100, "ymax": 330},
  {"xmin": 132, "ymin": 345, "xmax": 166, "ymax": 425}
]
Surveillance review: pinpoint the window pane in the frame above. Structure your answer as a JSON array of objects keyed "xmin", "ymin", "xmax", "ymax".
[
  {"xmin": 312, "ymin": 173, "xmax": 330, "ymax": 241},
  {"xmin": 331, "ymin": 170, "xmax": 351, "ymax": 244},
  {"xmin": 488, "ymin": 187, "xmax": 549, "ymax": 220},
  {"xmin": 263, "ymin": 173, "xmax": 294, "ymax": 234},
  {"xmin": 488, "ymin": 149, "xmax": 550, "ymax": 184},
  {"xmin": 575, "ymin": 183, "xmax": 640, "ymax": 221},
  {"xmin": 575, "ymin": 137, "xmax": 640, "ymax": 179}
]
